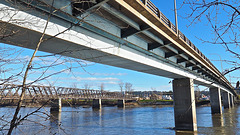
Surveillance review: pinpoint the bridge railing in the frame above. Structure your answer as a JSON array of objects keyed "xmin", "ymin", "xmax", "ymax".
[{"xmin": 140, "ymin": 0, "xmax": 214, "ymax": 68}]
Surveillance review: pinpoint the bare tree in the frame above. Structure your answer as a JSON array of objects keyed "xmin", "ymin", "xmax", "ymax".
[
  {"xmin": 99, "ymin": 83, "xmax": 104, "ymax": 98},
  {"xmin": 0, "ymin": 0, "xmax": 107, "ymax": 134},
  {"xmin": 7, "ymin": 0, "xmax": 71, "ymax": 133},
  {"xmin": 84, "ymin": 83, "xmax": 91, "ymax": 90},
  {"xmin": 0, "ymin": 45, "xmax": 25, "ymax": 85},
  {"xmin": 119, "ymin": 81, "xmax": 124, "ymax": 93},
  {"xmin": 125, "ymin": 82, "xmax": 133, "ymax": 92},
  {"xmin": 99, "ymin": 83, "xmax": 104, "ymax": 91},
  {"xmin": 71, "ymin": 82, "xmax": 78, "ymax": 89},
  {"xmin": 151, "ymin": 87, "xmax": 156, "ymax": 91},
  {"xmin": 183, "ymin": 0, "xmax": 240, "ymax": 75}
]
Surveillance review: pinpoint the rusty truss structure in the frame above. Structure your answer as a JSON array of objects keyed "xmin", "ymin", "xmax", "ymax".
[{"xmin": 0, "ymin": 84, "xmax": 133, "ymax": 100}]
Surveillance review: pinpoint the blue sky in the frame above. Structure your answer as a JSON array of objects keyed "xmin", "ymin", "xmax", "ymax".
[{"xmin": 1, "ymin": 0, "xmax": 239, "ymax": 91}]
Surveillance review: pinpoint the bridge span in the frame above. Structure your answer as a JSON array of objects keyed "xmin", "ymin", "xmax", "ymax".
[
  {"xmin": 0, "ymin": 84, "xmax": 132, "ymax": 100},
  {"xmin": 0, "ymin": 0, "xmax": 237, "ymax": 131},
  {"xmin": 0, "ymin": 83, "xmax": 131, "ymax": 110}
]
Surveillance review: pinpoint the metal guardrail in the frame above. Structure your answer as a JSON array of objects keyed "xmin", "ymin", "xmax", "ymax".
[{"xmin": 140, "ymin": 0, "xmax": 213, "ymax": 67}]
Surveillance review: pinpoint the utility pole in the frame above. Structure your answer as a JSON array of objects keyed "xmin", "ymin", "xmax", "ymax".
[{"xmin": 174, "ymin": 0, "xmax": 178, "ymax": 36}]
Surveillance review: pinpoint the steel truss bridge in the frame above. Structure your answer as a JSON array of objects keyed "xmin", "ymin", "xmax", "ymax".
[{"xmin": 0, "ymin": 84, "xmax": 132, "ymax": 100}]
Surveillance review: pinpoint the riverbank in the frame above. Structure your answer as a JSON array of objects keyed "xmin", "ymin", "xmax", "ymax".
[
  {"xmin": 0, "ymin": 99, "xmax": 212, "ymax": 108},
  {"xmin": 0, "ymin": 99, "xmax": 173, "ymax": 107}
]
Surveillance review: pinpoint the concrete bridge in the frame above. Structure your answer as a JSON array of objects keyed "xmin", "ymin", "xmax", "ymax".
[{"xmin": 0, "ymin": 0, "xmax": 237, "ymax": 131}]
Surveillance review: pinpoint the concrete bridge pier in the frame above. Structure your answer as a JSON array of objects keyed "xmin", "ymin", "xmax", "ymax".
[
  {"xmin": 117, "ymin": 99, "xmax": 125, "ymax": 108},
  {"xmin": 92, "ymin": 99, "xmax": 102, "ymax": 109},
  {"xmin": 50, "ymin": 98, "xmax": 62, "ymax": 112},
  {"xmin": 230, "ymin": 94, "xmax": 234, "ymax": 108},
  {"xmin": 222, "ymin": 92, "xmax": 231, "ymax": 109},
  {"xmin": 209, "ymin": 87, "xmax": 222, "ymax": 114},
  {"xmin": 172, "ymin": 78, "xmax": 197, "ymax": 131}
]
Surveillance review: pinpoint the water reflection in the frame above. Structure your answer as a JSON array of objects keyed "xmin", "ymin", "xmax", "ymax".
[
  {"xmin": 223, "ymin": 108, "xmax": 238, "ymax": 135},
  {"xmin": 92, "ymin": 108, "xmax": 102, "ymax": 126},
  {"xmin": 49, "ymin": 111, "xmax": 62, "ymax": 134},
  {"xmin": 175, "ymin": 131, "xmax": 198, "ymax": 135},
  {"xmin": 211, "ymin": 114, "xmax": 224, "ymax": 127},
  {"xmin": 1, "ymin": 106, "xmax": 239, "ymax": 134}
]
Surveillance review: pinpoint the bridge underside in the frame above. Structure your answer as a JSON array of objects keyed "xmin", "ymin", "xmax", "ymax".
[
  {"xmin": 0, "ymin": 0, "xmax": 237, "ymax": 132},
  {"xmin": 0, "ymin": 0, "xmax": 235, "ymax": 93},
  {"xmin": 2, "ymin": 22, "xmax": 187, "ymax": 78},
  {"xmin": 1, "ymin": 21, "xmax": 218, "ymax": 88}
]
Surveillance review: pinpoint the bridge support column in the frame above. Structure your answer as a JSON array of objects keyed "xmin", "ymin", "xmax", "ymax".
[
  {"xmin": 222, "ymin": 92, "xmax": 230, "ymax": 109},
  {"xmin": 210, "ymin": 87, "xmax": 222, "ymax": 114},
  {"xmin": 173, "ymin": 78, "xmax": 197, "ymax": 131},
  {"xmin": 117, "ymin": 99, "xmax": 125, "ymax": 108},
  {"xmin": 230, "ymin": 94, "xmax": 234, "ymax": 108},
  {"xmin": 92, "ymin": 99, "xmax": 101, "ymax": 109},
  {"xmin": 50, "ymin": 98, "xmax": 62, "ymax": 112}
]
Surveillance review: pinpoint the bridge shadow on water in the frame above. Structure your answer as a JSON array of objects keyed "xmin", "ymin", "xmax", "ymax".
[{"xmin": 196, "ymin": 106, "xmax": 240, "ymax": 135}]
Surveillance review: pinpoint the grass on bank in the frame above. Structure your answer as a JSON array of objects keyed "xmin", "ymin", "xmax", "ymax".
[{"xmin": 138, "ymin": 99, "xmax": 173, "ymax": 102}]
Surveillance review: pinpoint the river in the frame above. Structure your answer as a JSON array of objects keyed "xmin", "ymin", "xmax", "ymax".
[{"xmin": 1, "ymin": 105, "xmax": 240, "ymax": 135}]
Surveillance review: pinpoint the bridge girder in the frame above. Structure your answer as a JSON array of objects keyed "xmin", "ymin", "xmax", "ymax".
[{"xmin": 0, "ymin": 0, "xmax": 236, "ymax": 95}]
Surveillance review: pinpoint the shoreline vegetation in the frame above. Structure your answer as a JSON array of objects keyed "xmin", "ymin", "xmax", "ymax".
[{"xmin": 0, "ymin": 99, "xmax": 213, "ymax": 108}]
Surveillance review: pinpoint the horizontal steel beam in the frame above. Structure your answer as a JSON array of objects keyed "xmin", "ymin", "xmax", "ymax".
[
  {"xmin": 121, "ymin": 25, "xmax": 150, "ymax": 38},
  {"xmin": 177, "ymin": 58, "xmax": 187, "ymax": 63}
]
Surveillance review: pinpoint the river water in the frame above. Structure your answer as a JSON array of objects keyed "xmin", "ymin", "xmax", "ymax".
[{"xmin": 1, "ymin": 105, "xmax": 240, "ymax": 135}]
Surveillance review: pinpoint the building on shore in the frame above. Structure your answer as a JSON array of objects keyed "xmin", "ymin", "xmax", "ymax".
[{"xmin": 131, "ymin": 91, "xmax": 173, "ymax": 100}]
